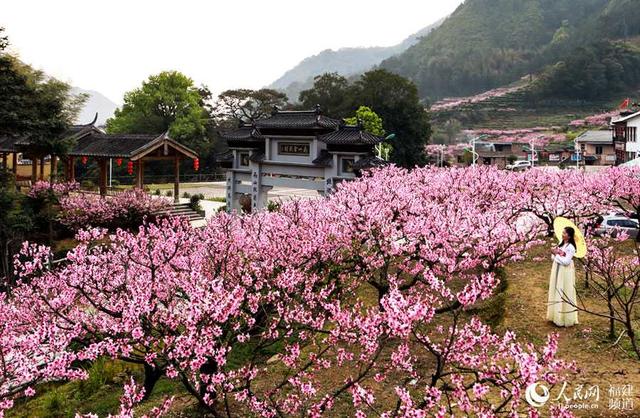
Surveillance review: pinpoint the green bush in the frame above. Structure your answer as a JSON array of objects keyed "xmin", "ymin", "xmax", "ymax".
[
  {"xmin": 266, "ymin": 200, "xmax": 281, "ymax": 212},
  {"xmin": 154, "ymin": 189, "xmax": 161, "ymax": 196},
  {"xmin": 182, "ymin": 192, "xmax": 191, "ymax": 198},
  {"xmin": 42, "ymin": 389, "xmax": 69, "ymax": 417},
  {"xmin": 165, "ymin": 190, "xmax": 173, "ymax": 197},
  {"xmin": 189, "ymin": 193, "xmax": 204, "ymax": 211}
]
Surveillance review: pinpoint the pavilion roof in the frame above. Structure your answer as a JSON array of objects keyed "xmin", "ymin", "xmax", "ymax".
[
  {"xmin": 352, "ymin": 155, "xmax": 389, "ymax": 170},
  {"xmin": 317, "ymin": 125, "xmax": 384, "ymax": 145},
  {"xmin": 68, "ymin": 132, "xmax": 198, "ymax": 160},
  {"xmin": 311, "ymin": 149, "xmax": 333, "ymax": 167},
  {"xmin": 221, "ymin": 109, "xmax": 384, "ymax": 147},
  {"xmin": 2, "ymin": 113, "xmax": 104, "ymax": 154},
  {"xmin": 218, "ymin": 125, "xmax": 264, "ymax": 141},
  {"xmin": 255, "ymin": 107, "xmax": 342, "ymax": 131},
  {"xmin": 0, "ymin": 136, "xmax": 20, "ymax": 153}
]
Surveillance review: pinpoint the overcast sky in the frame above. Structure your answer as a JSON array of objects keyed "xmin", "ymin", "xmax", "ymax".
[{"xmin": 2, "ymin": 0, "xmax": 463, "ymax": 104}]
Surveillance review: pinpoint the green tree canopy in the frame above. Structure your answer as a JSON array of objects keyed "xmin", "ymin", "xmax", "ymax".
[
  {"xmin": 344, "ymin": 106, "xmax": 385, "ymax": 136},
  {"xmin": 298, "ymin": 73, "xmax": 353, "ymax": 119},
  {"xmin": 0, "ymin": 167, "xmax": 32, "ymax": 281},
  {"xmin": 294, "ymin": 70, "xmax": 431, "ymax": 167},
  {"xmin": 351, "ymin": 70, "xmax": 431, "ymax": 167},
  {"xmin": 106, "ymin": 71, "xmax": 210, "ymax": 148},
  {"xmin": 345, "ymin": 106, "xmax": 391, "ymax": 160},
  {"xmin": 0, "ymin": 27, "xmax": 85, "ymax": 165},
  {"xmin": 212, "ymin": 88, "xmax": 288, "ymax": 126}
]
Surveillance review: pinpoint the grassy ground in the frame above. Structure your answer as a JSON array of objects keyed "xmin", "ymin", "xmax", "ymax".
[
  {"xmin": 499, "ymin": 241, "xmax": 640, "ymax": 417},
  {"xmin": 9, "ymin": 240, "xmax": 640, "ymax": 417}
]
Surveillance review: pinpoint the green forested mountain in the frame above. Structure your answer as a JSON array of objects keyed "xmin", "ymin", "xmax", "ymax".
[
  {"xmin": 381, "ymin": 0, "xmax": 640, "ymax": 101},
  {"xmin": 268, "ymin": 19, "xmax": 444, "ymax": 102}
]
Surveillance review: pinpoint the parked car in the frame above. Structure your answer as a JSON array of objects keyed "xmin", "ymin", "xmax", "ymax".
[
  {"xmin": 594, "ymin": 215, "xmax": 639, "ymax": 239},
  {"xmin": 506, "ymin": 160, "xmax": 532, "ymax": 171}
]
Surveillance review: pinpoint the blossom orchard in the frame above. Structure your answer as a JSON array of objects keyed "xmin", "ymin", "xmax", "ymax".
[
  {"xmin": 58, "ymin": 188, "xmax": 170, "ymax": 231},
  {"xmin": 430, "ymin": 84, "xmax": 527, "ymax": 112},
  {"xmin": 2, "ymin": 166, "xmax": 640, "ymax": 417},
  {"xmin": 569, "ymin": 110, "xmax": 620, "ymax": 128},
  {"xmin": 27, "ymin": 180, "xmax": 80, "ymax": 200}
]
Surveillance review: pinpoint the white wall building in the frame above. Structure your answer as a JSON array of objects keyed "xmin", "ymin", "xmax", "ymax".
[{"xmin": 611, "ymin": 110, "xmax": 640, "ymax": 164}]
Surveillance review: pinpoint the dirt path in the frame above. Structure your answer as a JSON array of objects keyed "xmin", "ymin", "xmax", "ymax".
[{"xmin": 500, "ymin": 243, "xmax": 640, "ymax": 417}]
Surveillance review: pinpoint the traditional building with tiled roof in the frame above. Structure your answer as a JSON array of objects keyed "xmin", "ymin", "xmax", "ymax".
[
  {"xmin": 0, "ymin": 114, "xmax": 198, "ymax": 202},
  {"xmin": 219, "ymin": 106, "xmax": 387, "ymax": 212}
]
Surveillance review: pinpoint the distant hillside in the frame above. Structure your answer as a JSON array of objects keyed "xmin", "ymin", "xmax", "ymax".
[
  {"xmin": 71, "ymin": 87, "xmax": 118, "ymax": 126},
  {"xmin": 381, "ymin": 0, "xmax": 640, "ymax": 101},
  {"xmin": 269, "ymin": 18, "xmax": 444, "ymax": 101}
]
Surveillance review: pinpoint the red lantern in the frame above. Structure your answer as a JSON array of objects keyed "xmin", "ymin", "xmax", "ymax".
[
  {"xmin": 81, "ymin": 156, "xmax": 88, "ymax": 165},
  {"xmin": 116, "ymin": 158, "xmax": 123, "ymax": 166},
  {"xmin": 127, "ymin": 161, "xmax": 134, "ymax": 175},
  {"xmin": 193, "ymin": 158, "xmax": 200, "ymax": 172}
]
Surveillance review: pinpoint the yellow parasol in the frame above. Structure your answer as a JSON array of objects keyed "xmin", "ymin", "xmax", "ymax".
[{"xmin": 553, "ymin": 217, "xmax": 587, "ymax": 258}]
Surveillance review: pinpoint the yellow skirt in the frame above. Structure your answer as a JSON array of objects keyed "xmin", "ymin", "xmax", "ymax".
[{"xmin": 546, "ymin": 260, "xmax": 579, "ymax": 327}]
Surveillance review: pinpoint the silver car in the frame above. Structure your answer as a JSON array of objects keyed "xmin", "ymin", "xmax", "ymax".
[
  {"xmin": 506, "ymin": 160, "xmax": 532, "ymax": 171},
  {"xmin": 594, "ymin": 215, "xmax": 639, "ymax": 239}
]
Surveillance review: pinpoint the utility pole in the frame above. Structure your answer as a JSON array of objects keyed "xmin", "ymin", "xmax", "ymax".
[
  {"xmin": 574, "ymin": 143, "xmax": 581, "ymax": 170},
  {"xmin": 468, "ymin": 135, "xmax": 488, "ymax": 167},
  {"xmin": 530, "ymin": 139, "xmax": 536, "ymax": 168}
]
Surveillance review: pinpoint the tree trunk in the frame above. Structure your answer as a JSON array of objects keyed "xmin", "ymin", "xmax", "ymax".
[
  {"xmin": 636, "ymin": 209, "xmax": 640, "ymax": 242},
  {"xmin": 50, "ymin": 155, "xmax": 57, "ymax": 183},
  {"xmin": 142, "ymin": 363, "xmax": 164, "ymax": 400},
  {"xmin": 607, "ymin": 291, "xmax": 616, "ymax": 339}
]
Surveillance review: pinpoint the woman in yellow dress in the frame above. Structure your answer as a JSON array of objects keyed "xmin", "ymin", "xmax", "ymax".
[{"xmin": 546, "ymin": 226, "xmax": 579, "ymax": 327}]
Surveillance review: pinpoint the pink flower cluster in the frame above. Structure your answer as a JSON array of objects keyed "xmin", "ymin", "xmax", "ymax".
[
  {"xmin": 27, "ymin": 181, "xmax": 79, "ymax": 200},
  {"xmin": 2, "ymin": 166, "xmax": 639, "ymax": 417},
  {"xmin": 431, "ymin": 84, "xmax": 527, "ymax": 112},
  {"xmin": 569, "ymin": 110, "xmax": 620, "ymax": 127},
  {"xmin": 464, "ymin": 128, "xmax": 567, "ymax": 146},
  {"xmin": 58, "ymin": 189, "xmax": 170, "ymax": 231}
]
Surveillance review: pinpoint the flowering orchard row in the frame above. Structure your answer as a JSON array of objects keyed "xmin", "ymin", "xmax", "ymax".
[
  {"xmin": 2, "ymin": 166, "xmax": 640, "ymax": 417},
  {"xmin": 58, "ymin": 188, "xmax": 170, "ymax": 231},
  {"xmin": 26, "ymin": 183, "xmax": 170, "ymax": 232},
  {"xmin": 430, "ymin": 84, "xmax": 527, "ymax": 112},
  {"xmin": 426, "ymin": 128, "xmax": 571, "ymax": 160},
  {"xmin": 569, "ymin": 110, "xmax": 620, "ymax": 128}
]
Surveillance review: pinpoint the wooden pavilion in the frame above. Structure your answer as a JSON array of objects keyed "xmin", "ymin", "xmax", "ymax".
[
  {"xmin": 1, "ymin": 116, "xmax": 198, "ymax": 203},
  {"xmin": 66, "ymin": 131, "xmax": 198, "ymax": 202},
  {"xmin": 0, "ymin": 136, "xmax": 19, "ymax": 177}
]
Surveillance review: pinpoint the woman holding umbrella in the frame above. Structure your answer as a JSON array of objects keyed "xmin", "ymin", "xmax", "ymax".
[{"xmin": 546, "ymin": 217, "xmax": 586, "ymax": 327}]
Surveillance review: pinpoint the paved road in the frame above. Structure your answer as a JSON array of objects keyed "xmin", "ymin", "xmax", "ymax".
[{"xmin": 178, "ymin": 182, "xmax": 322, "ymax": 203}]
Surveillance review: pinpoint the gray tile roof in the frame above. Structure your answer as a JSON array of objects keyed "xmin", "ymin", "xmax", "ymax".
[
  {"xmin": 218, "ymin": 126, "xmax": 264, "ymax": 141},
  {"xmin": 255, "ymin": 107, "xmax": 342, "ymax": 130},
  {"xmin": 352, "ymin": 155, "xmax": 389, "ymax": 170},
  {"xmin": 0, "ymin": 136, "xmax": 19, "ymax": 153},
  {"xmin": 317, "ymin": 125, "xmax": 384, "ymax": 145},
  {"xmin": 68, "ymin": 132, "xmax": 198, "ymax": 160},
  {"xmin": 70, "ymin": 133, "xmax": 160, "ymax": 157},
  {"xmin": 312, "ymin": 149, "xmax": 333, "ymax": 167},
  {"xmin": 575, "ymin": 130, "xmax": 613, "ymax": 144}
]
